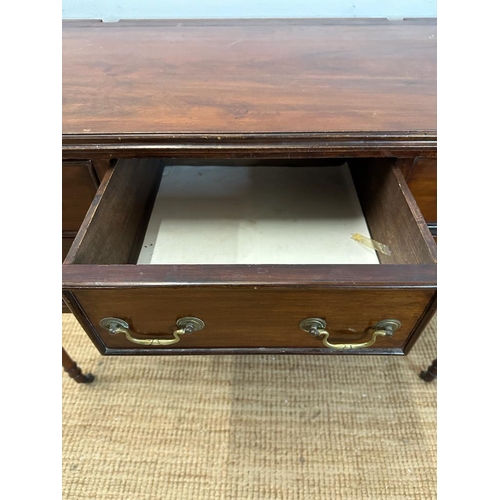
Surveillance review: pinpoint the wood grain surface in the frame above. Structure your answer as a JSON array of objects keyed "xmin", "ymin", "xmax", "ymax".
[
  {"xmin": 61, "ymin": 20, "xmax": 437, "ymax": 359},
  {"xmin": 62, "ymin": 161, "xmax": 99, "ymax": 231},
  {"xmin": 350, "ymin": 161, "xmax": 436, "ymax": 265},
  {"xmin": 68, "ymin": 287, "xmax": 435, "ymax": 353},
  {"xmin": 406, "ymin": 157, "xmax": 437, "ymax": 224},
  {"xmin": 63, "ymin": 19, "xmax": 436, "ymax": 139},
  {"xmin": 62, "ymin": 237, "xmax": 74, "ymax": 262},
  {"xmin": 65, "ymin": 159, "xmax": 164, "ymax": 265}
]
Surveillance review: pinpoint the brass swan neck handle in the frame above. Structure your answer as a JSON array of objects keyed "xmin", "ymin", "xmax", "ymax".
[
  {"xmin": 99, "ymin": 317, "xmax": 205, "ymax": 346},
  {"xmin": 299, "ymin": 318, "xmax": 401, "ymax": 350}
]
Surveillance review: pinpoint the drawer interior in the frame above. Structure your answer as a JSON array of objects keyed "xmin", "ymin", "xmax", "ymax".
[
  {"xmin": 138, "ymin": 163, "xmax": 378, "ymax": 265},
  {"xmin": 65, "ymin": 158, "xmax": 436, "ymax": 267}
]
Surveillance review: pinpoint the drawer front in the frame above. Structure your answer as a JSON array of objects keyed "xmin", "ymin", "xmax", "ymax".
[
  {"xmin": 62, "ymin": 160, "xmax": 99, "ymax": 231},
  {"xmin": 66, "ymin": 287, "xmax": 435, "ymax": 355},
  {"xmin": 407, "ymin": 157, "xmax": 437, "ymax": 225}
]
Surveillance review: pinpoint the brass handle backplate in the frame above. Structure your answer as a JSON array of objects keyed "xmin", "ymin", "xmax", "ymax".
[
  {"xmin": 99, "ymin": 316, "xmax": 205, "ymax": 346},
  {"xmin": 299, "ymin": 318, "xmax": 401, "ymax": 350}
]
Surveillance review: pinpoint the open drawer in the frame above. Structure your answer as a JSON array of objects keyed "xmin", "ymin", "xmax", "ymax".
[{"xmin": 62, "ymin": 158, "xmax": 436, "ymax": 356}]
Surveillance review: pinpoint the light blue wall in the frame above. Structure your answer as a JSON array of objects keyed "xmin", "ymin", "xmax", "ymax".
[{"xmin": 62, "ymin": 1, "xmax": 436, "ymax": 22}]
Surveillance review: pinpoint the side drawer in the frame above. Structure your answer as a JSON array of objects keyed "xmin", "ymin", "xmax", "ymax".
[
  {"xmin": 62, "ymin": 160, "xmax": 99, "ymax": 231},
  {"xmin": 63, "ymin": 158, "xmax": 437, "ymax": 356}
]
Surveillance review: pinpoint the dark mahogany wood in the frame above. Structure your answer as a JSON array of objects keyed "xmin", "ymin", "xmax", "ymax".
[
  {"xmin": 62, "ymin": 157, "xmax": 436, "ymax": 356},
  {"xmin": 62, "ymin": 299, "xmax": 71, "ymax": 314},
  {"xmin": 64, "ymin": 287, "xmax": 434, "ymax": 354},
  {"xmin": 62, "ymin": 347, "xmax": 94, "ymax": 383},
  {"xmin": 61, "ymin": 19, "xmax": 437, "ymax": 365},
  {"xmin": 65, "ymin": 157, "xmax": 436, "ymax": 270},
  {"xmin": 405, "ymin": 157, "xmax": 437, "ymax": 225},
  {"xmin": 62, "ymin": 160, "xmax": 99, "ymax": 231},
  {"xmin": 64, "ymin": 159, "xmax": 163, "ymax": 265},
  {"xmin": 62, "ymin": 237, "xmax": 75, "ymax": 262},
  {"xmin": 91, "ymin": 158, "xmax": 112, "ymax": 183},
  {"xmin": 63, "ymin": 263, "xmax": 437, "ymax": 289},
  {"xmin": 62, "ymin": 19, "xmax": 436, "ymax": 134},
  {"xmin": 420, "ymin": 359, "xmax": 437, "ymax": 382},
  {"xmin": 350, "ymin": 161, "xmax": 437, "ymax": 265},
  {"xmin": 403, "ymin": 292, "xmax": 437, "ymax": 354},
  {"xmin": 63, "ymin": 133, "xmax": 436, "ymax": 160},
  {"xmin": 63, "ymin": 18, "xmax": 436, "ymax": 159},
  {"xmin": 63, "ymin": 237, "xmax": 76, "ymax": 313}
]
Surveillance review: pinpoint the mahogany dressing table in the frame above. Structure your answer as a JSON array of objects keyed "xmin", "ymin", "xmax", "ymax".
[{"xmin": 62, "ymin": 18, "xmax": 437, "ymax": 383}]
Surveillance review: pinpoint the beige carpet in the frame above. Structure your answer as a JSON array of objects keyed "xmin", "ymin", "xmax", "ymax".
[{"xmin": 63, "ymin": 314, "xmax": 437, "ymax": 500}]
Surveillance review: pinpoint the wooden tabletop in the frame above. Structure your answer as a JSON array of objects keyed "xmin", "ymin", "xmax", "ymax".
[{"xmin": 62, "ymin": 19, "xmax": 436, "ymax": 156}]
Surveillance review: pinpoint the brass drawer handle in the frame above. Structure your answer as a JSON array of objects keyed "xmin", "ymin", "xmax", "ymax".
[
  {"xmin": 299, "ymin": 318, "xmax": 401, "ymax": 350},
  {"xmin": 99, "ymin": 316, "xmax": 205, "ymax": 346}
]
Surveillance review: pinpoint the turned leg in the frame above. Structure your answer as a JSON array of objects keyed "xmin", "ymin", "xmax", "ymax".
[
  {"xmin": 420, "ymin": 359, "xmax": 437, "ymax": 382},
  {"xmin": 62, "ymin": 347, "xmax": 94, "ymax": 383}
]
